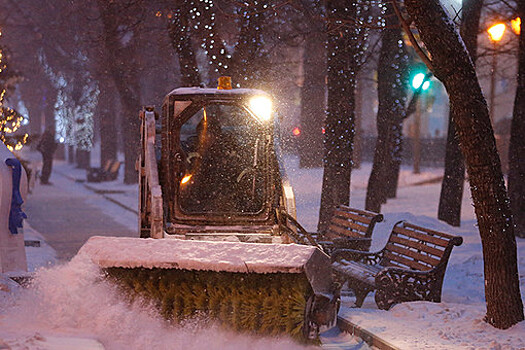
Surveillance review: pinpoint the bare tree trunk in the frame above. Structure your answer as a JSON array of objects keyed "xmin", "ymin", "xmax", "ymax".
[
  {"xmin": 299, "ymin": 3, "xmax": 325, "ymax": 168},
  {"xmin": 366, "ymin": 3, "xmax": 408, "ymax": 212},
  {"xmin": 318, "ymin": 0, "xmax": 357, "ymax": 233},
  {"xmin": 96, "ymin": 0, "xmax": 142, "ymax": 184},
  {"xmin": 230, "ymin": 1, "xmax": 270, "ymax": 87},
  {"xmin": 385, "ymin": 123, "xmax": 403, "ymax": 199},
  {"xmin": 403, "ymin": 0, "xmax": 524, "ymax": 329},
  {"xmin": 21, "ymin": 78, "xmax": 44, "ymax": 138},
  {"xmin": 509, "ymin": 0, "xmax": 525, "ymax": 238},
  {"xmin": 167, "ymin": 1, "xmax": 201, "ymax": 87},
  {"xmin": 97, "ymin": 79, "xmax": 118, "ymax": 167},
  {"xmin": 365, "ymin": 4, "xmax": 408, "ymax": 212},
  {"xmin": 195, "ymin": 0, "xmax": 231, "ymax": 84},
  {"xmin": 438, "ymin": 119, "xmax": 464, "ymax": 226},
  {"xmin": 438, "ymin": 0, "xmax": 482, "ymax": 227}
]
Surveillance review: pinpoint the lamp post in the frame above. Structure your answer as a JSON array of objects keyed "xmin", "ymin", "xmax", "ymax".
[
  {"xmin": 411, "ymin": 73, "xmax": 430, "ymax": 174},
  {"xmin": 487, "ymin": 23, "xmax": 506, "ymax": 125}
]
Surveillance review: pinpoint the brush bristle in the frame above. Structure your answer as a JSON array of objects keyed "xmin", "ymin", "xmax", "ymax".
[{"xmin": 105, "ymin": 267, "xmax": 312, "ymax": 341}]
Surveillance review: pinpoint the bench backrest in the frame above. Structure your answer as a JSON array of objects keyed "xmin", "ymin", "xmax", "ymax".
[
  {"xmin": 326, "ymin": 205, "xmax": 383, "ymax": 240},
  {"xmin": 109, "ymin": 161, "xmax": 121, "ymax": 174},
  {"xmin": 103, "ymin": 159, "xmax": 113, "ymax": 172},
  {"xmin": 383, "ymin": 221, "xmax": 463, "ymax": 271},
  {"xmin": 106, "ymin": 161, "xmax": 121, "ymax": 181}
]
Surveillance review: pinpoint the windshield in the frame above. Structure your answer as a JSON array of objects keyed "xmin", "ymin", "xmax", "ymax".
[{"xmin": 177, "ymin": 103, "xmax": 267, "ymax": 215}]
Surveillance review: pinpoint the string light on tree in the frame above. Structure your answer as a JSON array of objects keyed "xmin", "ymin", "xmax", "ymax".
[{"xmin": 0, "ymin": 32, "xmax": 27, "ymax": 151}]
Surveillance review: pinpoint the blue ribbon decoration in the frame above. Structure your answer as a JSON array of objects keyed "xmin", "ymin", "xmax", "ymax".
[{"xmin": 5, "ymin": 158, "xmax": 27, "ymax": 234}]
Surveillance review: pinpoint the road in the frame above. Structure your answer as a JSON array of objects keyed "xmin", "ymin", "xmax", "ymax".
[{"xmin": 24, "ymin": 168, "xmax": 138, "ymax": 262}]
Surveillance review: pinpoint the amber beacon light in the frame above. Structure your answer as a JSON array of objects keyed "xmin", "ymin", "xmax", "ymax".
[{"xmin": 217, "ymin": 76, "xmax": 232, "ymax": 90}]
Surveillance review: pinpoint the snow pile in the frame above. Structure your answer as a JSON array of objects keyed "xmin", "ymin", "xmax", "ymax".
[
  {"xmin": 339, "ymin": 302, "xmax": 525, "ymax": 349},
  {"xmin": 78, "ymin": 236, "xmax": 319, "ymax": 273},
  {"xmin": 0, "ymin": 254, "xmax": 311, "ymax": 350}
]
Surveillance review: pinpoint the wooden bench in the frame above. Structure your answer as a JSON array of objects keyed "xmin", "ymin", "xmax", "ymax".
[
  {"xmin": 331, "ymin": 220, "xmax": 463, "ymax": 310},
  {"xmin": 319, "ymin": 205, "xmax": 383, "ymax": 254},
  {"xmin": 87, "ymin": 159, "xmax": 121, "ymax": 182}
]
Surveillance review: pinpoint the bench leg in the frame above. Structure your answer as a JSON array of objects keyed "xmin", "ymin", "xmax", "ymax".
[
  {"xmin": 354, "ymin": 288, "xmax": 370, "ymax": 308},
  {"xmin": 375, "ymin": 288, "xmax": 395, "ymax": 310}
]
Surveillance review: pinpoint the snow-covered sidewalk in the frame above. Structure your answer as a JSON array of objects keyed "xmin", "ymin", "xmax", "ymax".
[{"xmin": 287, "ymin": 157, "xmax": 525, "ymax": 349}]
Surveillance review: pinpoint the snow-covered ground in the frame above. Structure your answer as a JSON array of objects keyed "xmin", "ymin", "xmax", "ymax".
[
  {"xmin": 0, "ymin": 153, "xmax": 524, "ymax": 349},
  {"xmin": 287, "ymin": 157, "xmax": 525, "ymax": 349}
]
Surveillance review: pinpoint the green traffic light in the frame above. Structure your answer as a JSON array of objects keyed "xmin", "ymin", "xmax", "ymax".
[{"xmin": 412, "ymin": 73, "xmax": 430, "ymax": 91}]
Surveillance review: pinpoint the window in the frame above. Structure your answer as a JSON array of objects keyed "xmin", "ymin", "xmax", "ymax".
[{"xmin": 178, "ymin": 103, "xmax": 266, "ymax": 215}]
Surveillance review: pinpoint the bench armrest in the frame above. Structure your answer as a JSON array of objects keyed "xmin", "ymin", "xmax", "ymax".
[{"xmin": 330, "ymin": 248, "xmax": 384, "ymax": 265}]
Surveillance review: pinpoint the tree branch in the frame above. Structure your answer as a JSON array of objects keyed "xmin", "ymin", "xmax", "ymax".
[{"xmin": 391, "ymin": 0, "xmax": 434, "ymax": 72}]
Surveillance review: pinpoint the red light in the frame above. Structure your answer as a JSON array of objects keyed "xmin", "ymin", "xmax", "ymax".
[
  {"xmin": 321, "ymin": 127, "xmax": 326, "ymax": 134},
  {"xmin": 292, "ymin": 127, "xmax": 301, "ymax": 136}
]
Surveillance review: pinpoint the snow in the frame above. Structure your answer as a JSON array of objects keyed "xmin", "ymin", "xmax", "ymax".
[
  {"xmin": 286, "ymin": 157, "xmax": 525, "ymax": 349},
  {"xmin": 78, "ymin": 236, "xmax": 318, "ymax": 273},
  {"xmin": 0, "ymin": 254, "xmax": 309, "ymax": 350},
  {"xmin": 1, "ymin": 153, "xmax": 524, "ymax": 349},
  {"xmin": 167, "ymin": 87, "xmax": 268, "ymax": 97}
]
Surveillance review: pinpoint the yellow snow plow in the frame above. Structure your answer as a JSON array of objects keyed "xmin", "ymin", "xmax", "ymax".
[{"xmin": 78, "ymin": 78, "xmax": 339, "ymax": 341}]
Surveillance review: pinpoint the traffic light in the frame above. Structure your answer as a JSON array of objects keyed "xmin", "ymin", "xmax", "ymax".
[{"xmin": 412, "ymin": 72, "xmax": 430, "ymax": 91}]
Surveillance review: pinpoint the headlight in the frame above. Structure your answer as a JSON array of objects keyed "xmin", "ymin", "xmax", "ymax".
[{"xmin": 249, "ymin": 96, "xmax": 273, "ymax": 121}]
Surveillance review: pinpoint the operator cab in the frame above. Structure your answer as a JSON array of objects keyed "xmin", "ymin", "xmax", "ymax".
[{"xmin": 159, "ymin": 81, "xmax": 289, "ymax": 238}]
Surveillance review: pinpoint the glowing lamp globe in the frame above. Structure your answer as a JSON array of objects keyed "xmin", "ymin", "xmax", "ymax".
[
  {"xmin": 511, "ymin": 17, "xmax": 521, "ymax": 35},
  {"xmin": 488, "ymin": 23, "xmax": 506, "ymax": 42}
]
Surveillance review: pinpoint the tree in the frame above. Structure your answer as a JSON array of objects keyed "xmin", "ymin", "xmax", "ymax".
[
  {"xmin": 318, "ymin": 0, "xmax": 359, "ymax": 233},
  {"xmin": 0, "ymin": 0, "xmax": 61, "ymax": 140},
  {"xmin": 365, "ymin": 2, "xmax": 409, "ymax": 213},
  {"xmin": 194, "ymin": 0, "xmax": 231, "ymax": 83},
  {"xmin": 0, "ymin": 34, "xmax": 26, "ymax": 151},
  {"xmin": 438, "ymin": 0, "xmax": 483, "ymax": 227},
  {"xmin": 229, "ymin": 1, "xmax": 273, "ymax": 88},
  {"xmin": 400, "ymin": 0, "xmax": 524, "ymax": 329},
  {"xmin": 167, "ymin": 0, "xmax": 201, "ymax": 87},
  {"xmin": 298, "ymin": 0, "xmax": 326, "ymax": 168},
  {"xmin": 96, "ymin": 0, "xmax": 143, "ymax": 184},
  {"xmin": 509, "ymin": 0, "xmax": 525, "ymax": 238}
]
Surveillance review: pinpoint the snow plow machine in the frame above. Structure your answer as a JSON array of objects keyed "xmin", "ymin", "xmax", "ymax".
[{"xmin": 79, "ymin": 77, "xmax": 340, "ymax": 341}]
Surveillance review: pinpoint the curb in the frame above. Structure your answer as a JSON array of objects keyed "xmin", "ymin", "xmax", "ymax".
[
  {"xmin": 337, "ymin": 316, "xmax": 400, "ymax": 350},
  {"xmin": 56, "ymin": 169, "xmax": 138, "ymax": 215}
]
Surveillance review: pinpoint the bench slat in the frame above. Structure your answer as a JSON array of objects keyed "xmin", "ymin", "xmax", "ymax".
[
  {"xmin": 337, "ymin": 205, "xmax": 380, "ymax": 219},
  {"xmin": 330, "ymin": 217, "xmax": 369, "ymax": 234},
  {"xmin": 393, "ymin": 226, "xmax": 450, "ymax": 247},
  {"xmin": 403, "ymin": 222, "xmax": 458, "ymax": 240},
  {"xmin": 384, "ymin": 250, "xmax": 433, "ymax": 271},
  {"xmin": 389, "ymin": 235, "xmax": 445, "ymax": 259},
  {"xmin": 326, "ymin": 224, "xmax": 361, "ymax": 239},
  {"xmin": 333, "ymin": 210, "xmax": 374, "ymax": 225},
  {"xmin": 385, "ymin": 242, "xmax": 441, "ymax": 268}
]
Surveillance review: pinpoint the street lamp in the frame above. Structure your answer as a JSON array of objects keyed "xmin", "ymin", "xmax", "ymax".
[
  {"xmin": 511, "ymin": 17, "xmax": 521, "ymax": 35},
  {"xmin": 487, "ymin": 23, "xmax": 506, "ymax": 124}
]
